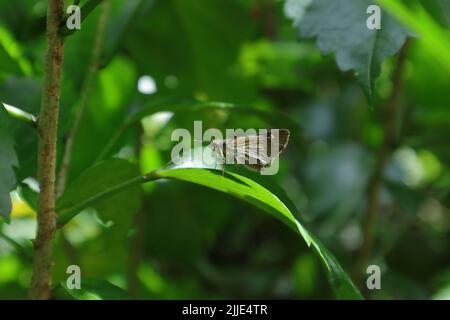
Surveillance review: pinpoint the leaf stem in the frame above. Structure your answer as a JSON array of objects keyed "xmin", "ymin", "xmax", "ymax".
[
  {"xmin": 355, "ymin": 40, "xmax": 411, "ymax": 279},
  {"xmin": 127, "ymin": 124, "xmax": 147, "ymax": 297},
  {"xmin": 57, "ymin": 171, "xmax": 159, "ymax": 228},
  {"xmin": 95, "ymin": 123, "xmax": 128, "ymax": 162},
  {"xmin": 56, "ymin": 0, "xmax": 111, "ymax": 197},
  {"xmin": 28, "ymin": 0, "xmax": 65, "ymax": 300}
]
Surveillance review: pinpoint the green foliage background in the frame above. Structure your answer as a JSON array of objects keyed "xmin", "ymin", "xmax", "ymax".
[{"xmin": 0, "ymin": 0, "xmax": 449, "ymax": 299}]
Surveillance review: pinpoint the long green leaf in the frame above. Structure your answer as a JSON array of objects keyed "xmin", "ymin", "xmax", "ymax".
[
  {"xmin": 57, "ymin": 161, "xmax": 362, "ymax": 299},
  {"xmin": 378, "ymin": 0, "xmax": 450, "ymax": 74},
  {"xmin": 155, "ymin": 167, "xmax": 362, "ymax": 299}
]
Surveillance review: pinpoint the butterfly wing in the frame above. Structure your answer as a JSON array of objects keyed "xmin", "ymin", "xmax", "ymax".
[{"xmin": 223, "ymin": 129, "xmax": 290, "ymax": 171}]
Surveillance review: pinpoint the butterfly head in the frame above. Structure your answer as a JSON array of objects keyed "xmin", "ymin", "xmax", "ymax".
[
  {"xmin": 208, "ymin": 139, "xmax": 225, "ymax": 160},
  {"xmin": 209, "ymin": 139, "xmax": 221, "ymax": 151}
]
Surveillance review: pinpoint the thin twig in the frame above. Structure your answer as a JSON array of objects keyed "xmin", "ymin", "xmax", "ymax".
[
  {"xmin": 56, "ymin": 0, "xmax": 111, "ymax": 198},
  {"xmin": 28, "ymin": 0, "xmax": 65, "ymax": 300},
  {"xmin": 355, "ymin": 40, "xmax": 411, "ymax": 278},
  {"xmin": 127, "ymin": 203, "xmax": 147, "ymax": 296},
  {"xmin": 127, "ymin": 124, "xmax": 148, "ymax": 297}
]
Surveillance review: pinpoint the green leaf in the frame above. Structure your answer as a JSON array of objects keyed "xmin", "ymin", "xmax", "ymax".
[
  {"xmin": 284, "ymin": 0, "xmax": 313, "ymax": 25},
  {"xmin": 307, "ymin": 233, "xmax": 364, "ymax": 299},
  {"xmin": 290, "ymin": 0, "xmax": 409, "ymax": 100},
  {"xmin": 57, "ymin": 160, "xmax": 362, "ymax": 299},
  {"xmin": 158, "ymin": 167, "xmax": 311, "ymax": 242},
  {"xmin": 0, "ymin": 77, "xmax": 41, "ymax": 182},
  {"xmin": 378, "ymin": 0, "xmax": 450, "ymax": 75},
  {"xmin": 155, "ymin": 167, "xmax": 362, "ymax": 299},
  {"xmin": 0, "ymin": 105, "xmax": 18, "ymax": 220},
  {"xmin": 59, "ymin": 279, "xmax": 128, "ymax": 300},
  {"xmin": 57, "ymin": 159, "xmax": 141, "ymax": 230},
  {"xmin": 0, "ymin": 25, "xmax": 31, "ymax": 76}
]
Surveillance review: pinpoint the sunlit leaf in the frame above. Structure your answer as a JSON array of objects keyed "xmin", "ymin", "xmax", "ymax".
[
  {"xmin": 0, "ymin": 25, "xmax": 31, "ymax": 76},
  {"xmin": 378, "ymin": 0, "xmax": 450, "ymax": 74},
  {"xmin": 155, "ymin": 166, "xmax": 362, "ymax": 299}
]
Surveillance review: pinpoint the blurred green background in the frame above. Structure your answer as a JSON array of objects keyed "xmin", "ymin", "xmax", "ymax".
[{"xmin": 0, "ymin": 0, "xmax": 449, "ymax": 299}]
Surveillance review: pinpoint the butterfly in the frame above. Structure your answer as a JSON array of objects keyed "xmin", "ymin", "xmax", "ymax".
[{"xmin": 208, "ymin": 129, "xmax": 290, "ymax": 172}]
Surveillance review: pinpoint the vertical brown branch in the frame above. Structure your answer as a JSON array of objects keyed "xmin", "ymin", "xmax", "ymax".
[
  {"xmin": 28, "ymin": 0, "xmax": 65, "ymax": 300},
  {"xmin": 355, "ymin": 41, "xmax": 411, "ymax": 278},
  {"xmin": 127, "ymin": 124, "xmax": 148, "ymax": 297},
  {"xmin": 56, "ymin": 0, "xmax": 111, "ymax": 197},
  {"xmin": 127, "ymin": 199, "xmax": 148, "ymax": 297}
]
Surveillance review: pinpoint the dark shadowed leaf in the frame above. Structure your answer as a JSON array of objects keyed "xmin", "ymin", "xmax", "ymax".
[
  {"xmin": 101, "ymin": 0, "xmax": 154, "ymax": 65},
  {"xmin": 155, "ymin": 166, "xmax": 362, "ymax": 299},
  {"xmin": 0, "ymin": 77, "xmax": 41, "ymax": 181},
  {"xmin": 57, "ymin": 159, "xmax": 141, "ymax": 231},
  {"xmin": 59, "ymin": 279, "xmax": 128, "ymax": 300},
  {"xmin": 0, "ymin": 105, "xmax": 18, "ymax": 220},
  {"xmin": 290, "ymin": 0, "xmax": 409, "ymax": 100}
]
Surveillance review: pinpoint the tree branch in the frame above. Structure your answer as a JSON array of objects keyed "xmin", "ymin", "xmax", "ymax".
[
  {"xmin": 56, "ymin": 0, "xmax": 111, "ymax": 197},
  {"xmin": 127, "ymin": 124, "xmax": 148, "ymax": 297},
  {"xmin": 355, "ymin": 40, "xmax": 411, "ymax": 278},
  {"xmin": 127, "ymin": 197, "xmax": 148, "ymax": 297},
  {"xmin": 28, "ymin": 0, "xmax": 65, "ymax": 300}
]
